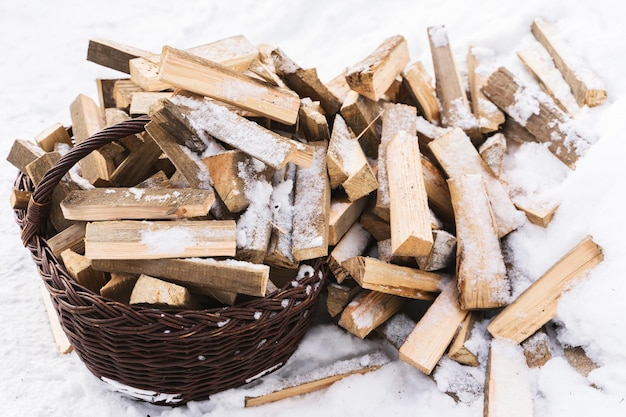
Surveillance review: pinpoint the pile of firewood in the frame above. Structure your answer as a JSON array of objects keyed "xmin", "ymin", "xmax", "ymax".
[{"xmin": 8, "ymin": 17, "xmax": 607, "ymax": 410}]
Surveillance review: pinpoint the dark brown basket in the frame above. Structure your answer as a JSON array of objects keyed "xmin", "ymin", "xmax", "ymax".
[{"xmin": 14, "ymin": 117, "xmax": 327, "ymax": 405}]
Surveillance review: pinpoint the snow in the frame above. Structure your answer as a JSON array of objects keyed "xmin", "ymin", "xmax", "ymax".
[{"xmin": 3, "ymin": 1, "xmax": 626, "ymax": 416}]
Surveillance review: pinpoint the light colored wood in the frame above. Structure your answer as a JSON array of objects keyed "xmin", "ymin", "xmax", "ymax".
[
  {"xmin": 482, "ymin": 67, "xmax": 591, "ymax": 169},
  {"xmin": 484, "ymin": 338, "xmax": 535, "ymax": 417},
  {"xmin": 448, "ymin": 313, "xmax": 479, "ymax": 367},
  {"xmin": 479, "ymin": 132, "xmax": 507, "ymax": 178},
  {"xmin": 92, "ymin": 256, "xmax": 269, "ymax": 297},
  {"xmin": 158, "ymin": 46, "xmax": 300, "ymax": 125},
  {"xmin": 327, "ymin": 115, "xmax": 378, "ymax": 201},
  {"xmin": 96, "ymin": 78, "xmax": 121, "ymax": 111},
  {"xmin": 245, "ymin": 351, "xmax": 389, "ymax": 407},
  {"xmin": 517, "ymin": 45, "xmax": 580, "ymax": 116},
  {"xmin": 339, "ymin": 90, "xmax": 381, "ymax": 159},
  {"xmin": 129, "ymin": 274, "xmax": 200, "ymax": 309},
  {"xmin": 292, "ymin": 141, "xmax": 330, "ymax": 261},
  {"xmin": 129, "ymin": 55, "xmax": 171, "ymax": 92},
  {"xmin": 25, "ymin": 151, "xmax": 61, "ymax": 186},
  {"xmin": 416, "ymin": 229, "xmax": 457, "ymax": 272},
  {"xmin": 202, "ymin": 150, "xmax": 250, "ymax": 213},
  {"xmin": 342, "ymin": 256, "xmax": 445, "ymax": 299},
  {"xmin": 402, "ymin": 61, "xmax": 441, "ymax": 124},
  {"xmin": 429, "ymin": 128, "xmax": 525, "ymax": 237},
  {"xmin": 6, "ymin": 139, "xmax": 45, "ymax": 172},
  {"xmin": 39, "ymin": 283, "xmax": 72, "ymax": 354},
  {"xmin": 531, "ymin": 18, "xmax": 607, "ymax": 108},
  {"xmin": 247, "ymin": 58, "xmax": 285, "ymax": 87},
  {"xmin": 359, "ymin": 210, "xmax": 390, "ymax": 242},
  {"xmin": 515, "ymin": 200, "xmax": 560, "ymax": 228},
  {"xmin": 99, "ymin": 272, "xmax": 138, "ymax": 304},
  {"xmin": 10, "ymin": 189, "xmax": 31, "ymax": 210},
  {"xmin": 564, "ymin": 346, "xmax": 599, "ymax": 378},
  {"xmin": 87, "ymin": 39, "xmax": 154, "ymax": 74},
  {"xmin": 46, "ymin": 222, "xmax": 87, "ymax": 258},
  {"xmin": 386, "ymin": 130, "xmax": 433, "ymax": 258},
  {"xmin": 428, "ymin": 26, "xmax": 481, "ymax": 142},
  {"xmin": 113, "ymin": 79, "xmax": 145, "ymax": 108},
  {"xmin": 105, "ymin": 106, "xmax": 131, "ymax": 126},
  {"xmin": 399, "ymin": 278, "xmax": 469, "ymax": 374},
  {"xmin": 85, "ymin": 220, "xmax": 237, "ymax": 260},
  {"xmin": 299, "ymin": 97, "xmax": 330, "ymax": 142},
  {"xmin": 327, "ymin": 281, "xmax": 362, "ymax": 317},
  {"xmin": 329, "ymin": 194, "xmax": 369, "ymax": 246},
  {"xmin": 61, "ymin": 188, "xmax": 214, "ymax": 221},
  {"xmin": 500, "ymin": 117, "xmax": 537, "ymax": 144},
  {"xmin": 339, "ymin": 290, "xmax": 407, "ymax": 339},
  {"xmin": 129, "ymin": 91, "xmax": 173, "ymax": 115},
  {"xmin": 488, "ymin": 236, "xmax": 603, "ymax": 343},
  {"xmin": 60, "ymin": 248, "xmax": 108, "ymax": 293},
  {"xmin": 467, "ymin": 46, "xmax": 505, "ymax": 134},
  {"xmin": 329, "ymin": 222, "xmax": 372, "ymax": 283},
  {"xmin": 34, "ymin": 122, "xmax": 72, "ymax": 152},
  {"xmin": 265, "ymin": 164, "xmax": 298, "ymax": 269},
  {"xmin": 110, "ymin": 132, "xmax": 163, "ymax": 187},
  {"xmin": 235, "ymin": 172, "xmax": 273, "ymax": 265},
  {"xmin": 345, "ymin": 35, "xmax": 410, "ymax": 102},
  {"xmin": 376, "ymin": 239, "xmax": 415, "ymax": 267},
  {"xmin": 376, "ymin": 313, "xmax": 417, "ymax": 350},
  {"xmin": 326, "ymin": 69, "xmax": 352, "ymax": 105},
  {"xmin": 135, "ymin": 170, "xmax": 171, "ymax": 189},
  {"xmin": 521, "ymin": 329, "xmax": 552, "ymax": 368},
  {"xmin": 449, "ymin": 174, "xmax": 509, "ymax": 310}
]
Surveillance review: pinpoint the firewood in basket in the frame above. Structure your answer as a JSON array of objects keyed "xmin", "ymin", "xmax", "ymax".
[
  {"xmin": 112, "ymin": 79, "xmax": 144, "ymax": 109},
  {"xmin": 339, "ymin": 290, "xmax": 407, "ymax": 339},
  {"xmin": 60, "ymin": 248, "xmax": 109, "ymax": 293},
  {"xmin": 329, "ymin": 194, "xmax": 369, "ymax": 246},
  {"xmin": 47, "ymin": 222, "xmax": 87, "ymax": 258},
  {"xmin": 96, "ymin": 78, "xmax": 122, "ymax": 111},
  {"xmin": 9, "ymin": 189, "xmax": 31, "ymax": 211},
  {"xmin": 99, "ymin": 272, "xmax": 139, "ymax": 304},
  {"xmin": 110, "ymin": 132, "xmax": 163, "ymax": 187},
  {"xmin": 202, "ymin": 150, "xmax": 256, "ymax": 214},
  {"xmin": 129, "ymin": 274, "xmax": 201, "ymax": 309},
  {"xmin": 402, "ymin": 61, "xmax": 441, "ymax": 125},
  {"xmin": 6, "ymin": 139, "xmax": 45, "ymax": 173},
  {"xmin": 34, "ymin": 122, "xmax": 72, "ymax": 152},
  {"xmin": 467, "ymin": 46, "xmax": 505, "ymax": 135},
  {"xmin": 359, "ymin": 209, "xmax": 390, "ymax": 242},
  {"xmin": 130, "ymin": 91, "xmax": 173, "ymax": 116},
  {"xmin": 328, "ymin": 221, "xmax": 372, "ymax": 284},
  {"xmin": 87, "ymin": 39, "xmax": 154, "ymax": 74},
  {"xmin": 339, "ymin": 90, "xmax": 381, "ymax": 159},
  {"xmin": 520, "ymin": 328, "xmax": 553, "ymax": 368},
  {"xmin": 326, "ymin": 281, "xmax": 361, "ymax": 318},
  {"xmin": 376, "ymin": 239, "xmax": 416, "ymax": 267}
]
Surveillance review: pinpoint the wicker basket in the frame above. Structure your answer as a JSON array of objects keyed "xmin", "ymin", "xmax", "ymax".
[{"xmin": 14, "ymin": 117, "xmax": 327, "ymax": 405}]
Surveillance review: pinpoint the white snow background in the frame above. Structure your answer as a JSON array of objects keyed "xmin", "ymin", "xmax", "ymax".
[{"xmin": 1, "ymin": 1, "xmax": 626, "ymax": 416}]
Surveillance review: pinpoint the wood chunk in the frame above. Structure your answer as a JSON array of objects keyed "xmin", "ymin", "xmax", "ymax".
[
  {"xmin": 202, "ymin": 150, "xmax": 250, "ymax": 213},
  {"xmin": 402, "ymin": 61, "xmax": 441, "ymax": 124},
  {"xmin": 326, "ymin": 70, "xmax": 352, "ymax": 105},
  {"xmin": 158, "ymin": 46, "xmax": 300, "ymax": 125},
  {"xmin": 113, "ymin": 79, "xmax": 145, "ymax": 109},
  {"xmin": 329, "ymin": 194, "xmax": 369, "ymax": 246},
  {"xmin": 487, "ymin": 236, "xmax": 603, "ymax": 343},
  {"xmin": 521, "ymin": 329, "xmax": 553, "ymax": 368},
  {"xmin": 376, "ymin": 313, "xmax": 417, "ymax": 350},
  {"xmin": 110, "ymin": 132, "xmax": 163, "ymax": 187},
  {"xmin": 61, "ymin": 188, "xmax": 214, "ymax": 221},
  {"xmin": 129, "ymin": 274, "xmax": 200, "ymax": 309},
  {"xmin": 359, "ymin": 210, "xmax": 391, "ymax": 242},
  {"xmin": 187, "ymin": 35, "xmax": 259, "ymax": 71},
  {"xmin": 327, "ymin": 281, "xmax": 362, "ymax": 318},
  {"xmin": 376, "ymin": 239, "xmax": 415, "ymax": 267},
  {"xmin": 448, "ymin": 313, "xmax": 479, "ymax": 367},
  {"xmin": 34, "ymin": 122, "xmax": 72, "ymax": 152},
  {"xmin": 467, "ymin": 47, "xmax": 506, "ymax": 134},
  {"xmin": 339, "ymin": 290, "xmax": 407, "ymax": 339},
  {"xmin": 92, "ymin": 257, "xmax": 269, "ymax": 297},
  {"xmin": 148, "ymin": 97, "xmax": 209, "ymax": 154},
  {"xmin": 517, "ymin": 45, "xmax": 580, "ymax": 116},
  {"xmin": 46, "ymin": 222, "xmax": 87, "ymax": 258},
  {"xmin": 429, "ymin": 128, "xmax": 525, "ymax": 237},
  {"xmin": 387, "ymin": 130, "xmax": 433, "ymax": 258},
  {"xmin": 531, "ymin": 18, "xmax": 607, "ymax": 107},
  {"xmin": 484, "ymin": 338, "xmax": 535, "ymax": 417},
  {"xmin": 99, "ymin": 272, "xmax": 139, "ymax": 304},
  {"xmin": 60, "ymin": 248, "xmax": 108, "ymax": 293},
  {"xmin": 130, "ymin": 91, "xmax": 173, "ymax": 115},
  {"xmin": 10, "ymin": 189, "xmax": 31, "ymax": 210},
  {"xmin": 39, "ymin": 283, "xmax": 72, "ymax": 354},
  {"xmin": 342, "ymin": 256, "xmax": 444, "ymax": 299},
  {"xmin": 87, "ymin": 39, "xmax": 154, "ymax": 74},
  {"xmin": 449, "ymin": 174, "xmax": 509, "ymax": 310},
  {"xmin": 399, "ymin": 278, "xmax": 469, "ymax": 374},
  {"xmin": 339, "ymin": 90, "xmax": 382, "ymax": 159},
  {"xmin": 265, "ymin": 165, "xmax": 298, "ymax": 269},
  {"xmin": 479, "ymin": 133, "xmax": 506, "ymax": 178},
  {"xmin": 6, "ymin": 139, "xmax": 45, "ymax": 173},
  {"xmin": 515, "ymin": 200, "xmax": 560, "ymax": 228},
  {"xmin": 96, "ymin": 78, "xmax": 121, "ymax": 111},
  {"xmin": 247, "ymin": 58, "xmax": 285, "ymax": 87},
  {"xmin": 374, "ymin": 102, "xmax": 417, "ymax": 222},
  {"xmin": 327, "ymin": 116, "xmax": 378, "ymax": 201},
  {"xmin": 135, "ymin": 170, "xmax": 172, "ymax": 189},
  {"xmin": 416, "ymin": 229, "xmax": 457, "ymax": 272},
  {"xmin": 482, "ymin": 67, "xmax": 591, "ymax": 169},
  {"xmin": 25, "ymin": 151, "xmax": 61, "ymax": 186},
  {"xmin": 245, "ymin": 351, "xmax": 390, "ymax": 407},
  {"xmin": 299, "ymin": 98, "xmax": 330, "ymax": 142},
  {"xmin": 292, "ymin": 141, "xmax": 330, "ymax": 261},
  {"xmin": 564, "ymin": 346, "xmax": 599, "ymax": 378},
  {"xmin": 84, "ymin": 220, "xmax": 237, "ymax": 260},
  {"xmin": 428, "ymin": 26, "xmax": 481, "ymax": 142},
  {"xmin": 345, "ymin": 35, "xmax": 410, "ymax": 102},
  {"xmin": 500, "ymin": 117, "xmax": 537, "ymax": 144},
  {"xmin": 129, "ymin": 55, "xmax": 171, "ymax": 92},
  {"xmin": 329, "ymin": 222, "xmax": 372, "ymax": 283}
]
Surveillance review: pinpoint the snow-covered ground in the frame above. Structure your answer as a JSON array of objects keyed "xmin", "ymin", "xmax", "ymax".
[{"xmin": 2, "ymin": 1, "xmax": 626, "ymax": 416}]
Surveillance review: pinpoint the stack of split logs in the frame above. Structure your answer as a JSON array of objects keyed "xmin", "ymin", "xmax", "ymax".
[{"xmin": 8, "ymin": 17, "xmax": 607, "ymax": 409}]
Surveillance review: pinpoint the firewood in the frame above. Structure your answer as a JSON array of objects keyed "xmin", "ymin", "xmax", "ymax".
[
  {"xmin": 484, "ymin": 338, "xmax": 534, "ymax": 417},
  {"xmin": 87, "ymin": 39, "xmax": 154, "ymax": 74},
  {"xmin": 376, "ymin": 313, "xmax": 417, "ymax": 350},
  {"xmin": 374, "ymin": 102, "xmax": 417, "ymax": 222},
  {"xmin": 25, "ymin": 151, "xmax": 61, "ymax": 186},
  {"xmin": 359, "ymin": 210, "xmax": 391, "ymax": 242},
  {"xmin": 449, "ymin": 174, "xmax": 509, "ymax": 310},
  {"xmin": 402, "ymin": 61, "xmax": 441, "ymax": 124},
  {"xmin": 487, "ymin": 236, "xmax": 603, "ymax": 343},
  {"xmin": 10, "ymin": 189, "xmax": 31, "ymax": 210},
  {"xmin": 345, "ymin": 35, "xmax": 410, "ymax": 102},
  {"xmin": 247, "ymin": 58, "xmax": 285, "ymax": 87},
  {"xmin": 482, "ymin": 67, "xmax": 591, "ymax": 169},
  {"xmin": 342, "ymin": 256, "xmax": 444, "ymax": 299},
  {"xmin": 96, "ymin": 78, "xmax": 121, "ymax": 111},
  {"xmin": 448, "ymin": 313, "xmax": 479, "ymax": 367},
  {"xmin": 60, "ymin": 188, "xmax": 215, "ymax": 221},
  {"xmin": 39, "ymin": 283, "xmax": 72, "ymax": 354},
  {"xmin": 467, "ymin": 46, "xmax": 505, "ymax": 134},
  {"xmin": 99, "ymin": 272, "xmax": 139, "ymax": 304},
  {"xmin": 531, "ymin": 18, "xmax": 607, "ymax": 108},
  {"xmin": 500, "ymin": 117, "xmax": 537, "ymax": 144},
  {"xmin": 265, "ymin": 164, "xmax": 298, "ymax": 269},
  {"xmin": 201, "ymin": 150, "xmax": 250, "ymax": 213},
  {"xmin": 517, "ymin": 44, "xmax": 580, "ymax": 116},
  {"xmin": 326, "ymin": 69, "xmax": 352, "ymax": 104},
  {"xmin": 399, "ymin": 278, "xmax": 469, "ymax": 374},
  {"xmin": 514, "ymin": 199, "xmax": 560, "ymax": 228},
  {"xmin": 46, "ymin": 222, "xmax": 87, "ymax": 258},
  {"xmin": 92, "ymin": 257, "xmax": 269, "ymax": 297},
  {"xmin": 563, "ymin": 346, "xmax": 599, "ymax": 378},
  {"xmin": 113, "ymin": 79, "xmax": 145, "ymax": 109},
  {"xmin": 245, "ymin": 351, "xmax": 390, "ymax": 407},
  {"xmin": 60, "ymin": 248, "xmax": 108, "ymax": 293},
  {"xmin": 521, "ymin": 329, "xmax": 553, "ymax": 368},
  {"xmin": 84, "ymin": 220, "xmax": 237, "ymax": 260},
  {"xmin": 479, "ymin": 133, "xmax": 506, "ymax": 178},
  {"xmin": 327, "ymin": 116, "xmax": 378, "ymax": 201},
  {"xmin": 7, "ymin": 139, "xmax": 45, "ymax": 173},
  {"xmin": 326, "ymin": 281, "xmax": 362, "ymax": 318},
  {"xmin": 110, "ymin": 132, "xmax": 163, "ymax": 187},
  {"xmin": 338, "ymin": 290, "xmax": 408, "ymax": 339},
  {"xmin": 328, "ymin": 222, "xmax": 372, "ymax": 283},
  {"xmin": 134, "ymin": 171, "xmax": 171, "ymax": 190},
  {"xmin": 148, "ymin": 97, "xmax": 211, "ymax": 154},
  {"xmin": 129, "ymin": 55, "xmax": 171, "ymax": 92},
  {"xmin": 429, "ymin": 128, "xmax": 525, "ymax": 237},
  {"xmin": 376, "ymin": 239, "xmax": 415, "ymax": 267},
  {"xmin": 129, "ymin": 91, "xmax": 173, "ymax": 115},
  {"xmin": 158, "ymin": 46, "xmax": 300, "ymax": 125},
  {"xmin": 298, "ymin": 98, "xmax": 330, "ymax": 142},
  {"xmin": 34, "ymin": 122, "xmax": 72, "ymax": 152},
  {"xmin": 339, "ymin": 90, "xmax": 381, "ymax": 159},
  {"xmin": 386, "ymin": 130, "xmax": 433, "ymax": 258},
  {"xmin": 292, "ymin": 141, "xmax": 330, "ymax": 261},
  {"xmin": 129, "ymin": 274, "xmax": 200, "ymax": 309},
  {"xmin": 428, "ymin": 26, "xmax": 481, "ymax": 142},
  {"xmin": 416, "ymin": 229, "xmax": 457, "ymax": 272},
  {"xmin": 329, "ymin": 194, "xmax": 369, "ymax": 246}
]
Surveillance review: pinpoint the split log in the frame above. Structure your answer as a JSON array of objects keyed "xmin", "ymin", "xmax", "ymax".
[
  {"xmin": 129, "ymin": 274, "xmax": 200, "ymax": 309},
  {"xmin": 376, "ymin": 313, "xmax": 417, "ymax": 350},
  {"xmin": 46, "ymin": 222, "xmax": 87, "ymax": 258},
  {"xmin": 521, "ymin": 329, "xmax": 553, "ymax": 368},
  {"xmin": 326, "ymin": 281, "xmax": 362, "ymax": 318},
  {"xmin": 531, "ymin": 18, "xmax": 607, "ymax": 108},
  {"xmin": 39, "ymin": 284, "xmax": 72, "ymax": 354},
  {"xmin": 25, "ymin": 151, "xmax": 61, "ymax": 186},
  {"xmin": 60, "ymin": 248, "xmax": 108, "ymax": 293},
  {"xmin": 376, "ymin": 239, "xmax": 415, "ymax": 267},
  {"xmin": 130, "ymin": 91, "xmax": 173, "ymax": 115},
  {"xmin": 96, "ymin": 78, "xmax": 121, "ymax": 111},
  {"xmin": 564, "ymin": 346, "xmax": 599, "ymax": 378},
  {"xmin": 487, "ymin": 236, "xmax": 603, "ymax": 343},
  {"xmin": 203, "ymin": 150, "xmax": 254, "ymax": 213},
  {"xmin": 467, "ymin": 46, "xmax": 505, "ymax": 134},
  {"xmin": 514, "ymin": 200, "xmax": 560, "ymax": 228},
  {"xmin": 345, "ymin": 35, "xmax": 410, "ymax": 102},
  {"xmin": 326, "ymin": 69, "xmax": 352, "ymax": 105},
  {"xmin": 416, "ymin": 229, "xmax": 456, "ymax": 272},
  {"xmin": 402, "ymin": 61, "xmax": 441, "ymax": 124},
  {"xmin": 6, "ymin": 139, "xmax": 45, "ymax": 173},
  {"xmin": 500, "ymin": 117, "xmax": 537, "ymax": 144},
  {"xmin": 265, "ymin": 164, "xmax": 298, "ymax": 269},
  {"xmin": 329, "ymin": 194, "xmax": 369, "ymax": 246},
  {"xmin": 299, "ymin": 98, "xmax": 330, "ymax": 142},
  {"xmin": 10, "ymin": 189, "xmax": 31, "ymax": 210},
  {"xmin": 448, "ymin": 313, "xmax": 479, "ymax": 367},
  {"xmin": 84, "ymin": 220, "xmax": 237, "ymax": 260},
  {"xmin": 247, "ymin": 58, "xmax": 285, "ymax": 87},
  {"xmin": 148, "ymin": 97, "xmax": 211, "ymax": 154},
  {"xmin": 342, "ymin": 256, "xmax": 444, "ymax": 299},
  {"xmin": 110, "ymin": 132, "xmax": 163, "ymax": 187},
  {"xmin": 328, "ymin": 222, "xmax": 372, "ymax": 283},
  {"xmin": 399, "ymin": 278, "xmax": 469, "ymax": 374},
  {"xmin": 87, "ymin": 39, "xmax": 154, "ymax": 74},
  {"xmin": 99, "ymin": 272, "xmax": 139, "ymax": 304},
  {"xmin": 338, "ymin": 290, "xmax": 407, "ymax": 339},
  {"xmin": 339, "ymin": 90, "xmax": 382, "ymax": 159},
  {"xmin": 479, "ymin": 133, "xmax": 506, "ymax": 178},
  {"xmin": 34, "ymin": 122, "xmax": 72, "ymax": 152},
  {"xmin": 113, "ymin": 79, "xmax": 145, "ymax": 109},
  {"xmin": 359, "ymin": 210, "xmax": 391, "ymax": 242},
  {"xmin": 449, "ymin": 174, "xmax": 509, "ymax": 310}
]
